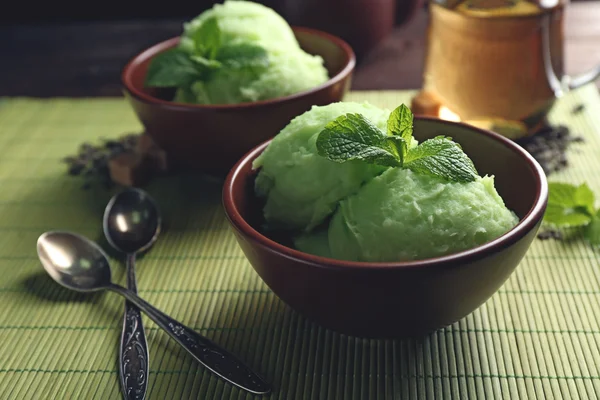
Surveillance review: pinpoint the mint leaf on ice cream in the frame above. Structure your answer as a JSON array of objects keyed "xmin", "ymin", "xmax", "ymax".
[
  {"xmin": 146, "ymin": 1, "xmax": 328, "ymax": 103},
  {"xmin": 316, "ymin": 113, "xmax": 403, "ymax": 167},
  {"xmin": 144, "ymin": 4, "xmax": 272, "ymax": 92},
  {"xmin": 387, "ymin": 104, "xmax": 414, "ymax": 146},
  {"xmin": 191, "ymin": 15, "xmax": 270, "ymax": 70},
  {"xmin": 316, "ymin": 105, "xmax": 479, "ymax": 183},
  {"xmin": 190, "ymin": 56, "xmax": 222, "ymax": 72},
  {"xmin": 145, "ymin": 48, "xmax": 202, "ymax": 87},
  {"xmin": 383, "ymin": 136, "xmax": 407, "ymax": 161},
  {"xmin": 404, "ymin": 136, "xmax": 478, "ymax": 183},
  {"xmin": 216, "ymin": 43, "xmax": 270, "ymax": 69},
  {"xmin": 191, "ymin": 16, "xmax": 222, "ymax": 59}
]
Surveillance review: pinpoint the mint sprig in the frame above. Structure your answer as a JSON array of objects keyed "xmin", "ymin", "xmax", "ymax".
[
  {"xmin": 190, "ymin": 55, "xmax": 222, "ymax": 71},
  {"xmin": 387, "ymin": 104, "xmax": 413, "ymax": 147},
  {"xmin": 543, "ymin": 181, "xmax": 600, "ymax": 248},
  {"xmin": 191, "ymin": 16, "xmax": 221, "ymax": 59},
  {"xmin": 145, "ymin": 48, "xmax": 203, "ymax": 88},
  {"xmin": 315, "ymin": 104, "xmax": 479, "ymax": 183},
  {"xmin": 404, "ymin": 136, "xmax": 479, "ymax": 183},
  {"xmin": 145, "ymin": 17, "xmax": 269, "ymax": 88},
  {"xmin": 315, "ymin": 113, "xmax": 404, "ymax": 167}
]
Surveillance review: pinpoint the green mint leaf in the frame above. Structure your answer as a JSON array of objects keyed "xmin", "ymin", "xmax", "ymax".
[
  {"xmin": 548, "ymin": 182, "xmax": 584, "ymax": 208},
  {"xmin": 387, "ymin": 104, "xmax": 414, "ymax": 146},
  {"xmin": 404, "ymin": 136, "xmax": 479, "ymax": 183},
  {"xmin": 574, "ymin": 183, "xmax": 596, "ymax": 216},
  {"xmin": 190, "ymin": 55, "xmax": 222, "ymax": 70},
  {"xmin": 544, "ymin": 182, "xmax": 596, "ymax": 227},
  {"xmin": 383, "ymin": 136, "xmax": 407, "ymax": 163},
  {"xmin": 316, "ymin": 113, "xmax": 402, "ymax": 167},
  {"xmin": 584, "ymin": 211, "xmax": 600, "ymax": 248},
  {"xmin": 144, "ymin": 48, "xmax": 201, "ymax": 87},
  {"xmin": 188, "ymin": 56, "xmax": 222, "ymax": 80},
  {"xmin": 191, "ymin": 16, "xmax": 221, "ymax": 59},
  {"xmin": 216, "ymin": 43, "xmax": 270, "ymax": 69},
  {"xmin": 544, "ymin": 204, "xmax": 593, "ymax": 227}
]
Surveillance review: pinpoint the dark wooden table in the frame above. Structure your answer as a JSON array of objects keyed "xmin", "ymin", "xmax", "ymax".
[{"xmin": 1, "ymin": 1, "xmax": 599, "ymax": 97}]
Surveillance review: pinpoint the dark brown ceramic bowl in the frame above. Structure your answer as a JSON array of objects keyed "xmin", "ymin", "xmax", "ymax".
[
  {"xmin": 122, "ymin": 27, "xmax": 355, "ymax": 176},
  {"xmin": 223, "ymin": 117, "xmax": 549, "ymax": 339}
]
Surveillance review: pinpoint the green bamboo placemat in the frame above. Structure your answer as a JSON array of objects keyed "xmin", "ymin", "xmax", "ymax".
[{"xmin": 1, "ymin": 85, "xmax": 600, "ymax": 400}]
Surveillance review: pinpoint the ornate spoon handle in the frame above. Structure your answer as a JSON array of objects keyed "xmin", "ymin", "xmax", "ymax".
[
  {"xmin": 119, "ymin": 253, "xmax": 149, "ymax": 400},
  {"xmin": 109, "ymin": 283, "xmax": 271, "ymax": 395}
]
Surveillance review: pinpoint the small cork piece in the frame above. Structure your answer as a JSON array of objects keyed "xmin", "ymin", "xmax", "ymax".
[
  {"xmin": 108, "ymin": 152, "xmax": 152, "ymax": 187},
  {"xmin": 410, "ymin": 90, "xmax": 444, "ymax": 117},
  {"xmin": 147, "ymin": 148, "xmax": 169, "ymax": 172},
  {"xmin": 136, "ymin": 133, "xmax": 169, "ymax": 172},
  {"xmin": 136, "ymin": 133, "xmax": 158, "ymax": 154}
]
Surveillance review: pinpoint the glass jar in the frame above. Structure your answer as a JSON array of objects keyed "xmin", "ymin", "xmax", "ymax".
[{"xmin": 416, "ymin": 0, "xmax": 571, "ymax": 134}]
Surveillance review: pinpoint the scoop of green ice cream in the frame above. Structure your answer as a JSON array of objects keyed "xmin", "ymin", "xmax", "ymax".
[
  {"xmin": 325, "ymin": 168, "xmax": 519, "ymax": 262},
  {"xmin": 253, "ymin": 101, "xmax": 393, "ymax": 232},
  {"xmin": 175, "ymin": 0, "xmax": 329, "ymax": 104},
  {"xmin": 293, "ymin": 228, "xmax": 333, "ymax": 259},
  {"xmin": 175, "ymin": 50, "xmax": 328, "ymax": 104},
  {"xmin": 179, "ymin": 0, "xmax": 298, "ymax": 54}
]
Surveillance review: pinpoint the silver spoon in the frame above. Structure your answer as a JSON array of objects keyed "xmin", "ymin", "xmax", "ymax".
[
  {"xmin": 36, "ymin": 230, "xmax": 271, "ymax": 395},
  {"xmin": 103, "ymin": 188, "xmax": 160, "ymax": 400}
]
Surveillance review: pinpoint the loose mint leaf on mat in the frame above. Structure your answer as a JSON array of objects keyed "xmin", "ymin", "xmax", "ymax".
[
  {"xmin": 544, "ymin": 204, "xmax": 593, "ymax": 227},
  {"xmin": 404, "ymin": 136, "xmax": 479, "ymax": 183},
  {"xmin": 574, "ymin": 182, "xmax": 596, "ymax": 216},
  {"xmin": 217, "ymin": 43, "xmax": 270, "ymax": 69},
  {"xmin": 191, "ymin": 16, "xmax": 222, "ymax": 59},
  {"xmin": 584, "ymin": 212, "xmax": 600, "ymax": 248},
  {"xmin": 316, "ymin": 113, "xmax": 402, "ymax": 167},
  {"xmin": 548, "ymin": 182, "xmax": 592, "ymax": 210},
  {"xmin": 387, "ymin": 104, "xmax": 413, "ymax": 145},
  {"xmin": 544, "ymin": 182, "xmax": 596, "ymax": 227},
  {"xmin": 145, "ymin": 48, "xmax": 202, "ymax": 87}
]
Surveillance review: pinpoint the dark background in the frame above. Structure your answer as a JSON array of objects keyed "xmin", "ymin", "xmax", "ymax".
[
  {"xmin": 1, "ymin": 1, "xmax": 239, "ymax": 23},
  {"xmin": 0, "ymin": 0, "xmax": 593, "ymax": 23},
  {"xmin": 0, "ymin": 0, "xmax": 427, "ymax": 96},
  {"xmin": 0, "ymin": 0, "xmax": 596, "ymax": 96},
  {"xmin": 0, "ymin": 0, "xmax": 419, "ymax": 23}
]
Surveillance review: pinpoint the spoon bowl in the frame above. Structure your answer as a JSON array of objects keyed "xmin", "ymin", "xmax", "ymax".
[
  {"xmin": 103, "ymin": 187, "xmax": 161, "ymax": 254},
  {"xmin": 37, "ymin": 231, "xmax": 112, "ymax": 292}
]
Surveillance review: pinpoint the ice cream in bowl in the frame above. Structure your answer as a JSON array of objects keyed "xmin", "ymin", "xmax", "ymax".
[
  {"xmin": 122, "ymin": 0, "xmax": 354, "ymax": 175},
  {"xmin": 222, "ymin": 101, "xmax": 548, "ymax": 338}
]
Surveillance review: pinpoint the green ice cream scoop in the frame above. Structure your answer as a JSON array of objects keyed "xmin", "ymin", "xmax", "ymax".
[
  {"xmin": 179, "ymin": 0, "xmax": 298, "ymax": 54},
  {"xmin": 325, "ymin": 168, "xmax": 519, "ymax": 262},
  {"xmin": 253, "ymin": 101, "xmax": 394, "ymax": 232},
  {"xmin": 175, "ymin": 0, "xmax": 329, "ymax": 104}
]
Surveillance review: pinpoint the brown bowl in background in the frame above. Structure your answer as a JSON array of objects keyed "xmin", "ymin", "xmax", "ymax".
[
  {"xmin": 121, "ymin": 27, "xmax": 355, "ymax": 176},
  {"xmin": 223, "ymin": 117, "xmax": 548, "ymax": 338},
  {"xmin": 266, "ymin": 0, "xmax": 424, "ymax": 58}
]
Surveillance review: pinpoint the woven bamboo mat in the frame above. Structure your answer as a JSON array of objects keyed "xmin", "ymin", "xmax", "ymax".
[{"xmin": 0, "ymin": 85, "xmax": 599, "ymax": 399}]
